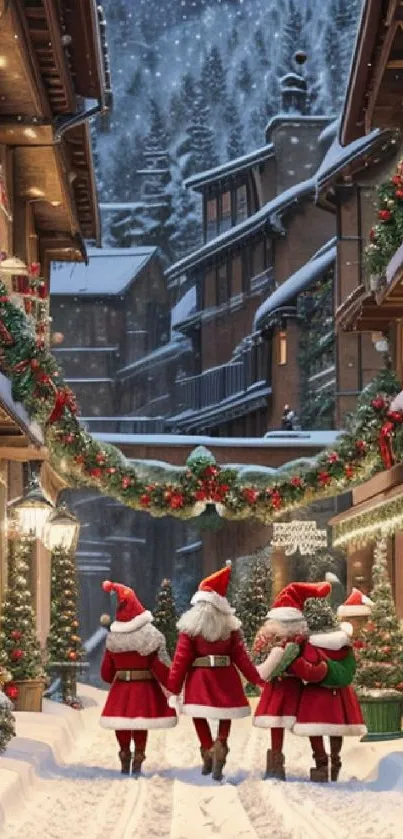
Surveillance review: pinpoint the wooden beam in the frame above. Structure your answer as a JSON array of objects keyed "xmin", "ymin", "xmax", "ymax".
[
  {"xmin": 11, "ymin": 0, "xmax": 52, "ymax": 117},
  {"xmin": 0, "ymin": 445, "xmax": 48, "ymax": 462}
]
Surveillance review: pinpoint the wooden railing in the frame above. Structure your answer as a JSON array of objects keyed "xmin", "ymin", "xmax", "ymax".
[{"xmin": 175, "ymin": 345, "xmax": 268, "ymax": 413}]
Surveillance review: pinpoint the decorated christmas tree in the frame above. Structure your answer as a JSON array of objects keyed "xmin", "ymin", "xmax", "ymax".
[
  {"xmin": 236, "ymin": 555, "xmax": 271, "ymax": 653},
  {"xmin": 153, "ymin": 578, "xmax": 178, "ymax": 657},
  {"xmin": 355, "ymin": 538, "xmax": 403, "ymax": 693},
  {"xmin": 0, "ymin": 665, "xmax": 15, "ymax": 754},
  {"xmin": 46, "ymin": 547, "xmax": 84, "ymax": 704},
  {"xmin": 304, "ymin": 596, "xmax": 337, "ymax": 633},
  {"xmin": 0, "ymin": 540, "xmax": 43, "ymax": 690}
]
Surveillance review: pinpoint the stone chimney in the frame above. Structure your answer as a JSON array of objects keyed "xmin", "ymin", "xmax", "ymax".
[{"xmin": 280, "ymin": 51, "xmax": 308, "ymax": 115}]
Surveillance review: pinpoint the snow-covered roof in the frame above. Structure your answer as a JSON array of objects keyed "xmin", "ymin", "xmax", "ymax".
[
  {"xmin": 100, "ymin": 202, "xmax": 145, "ymax": 211},
  {"xmin": 0, "ymin": 372, "xmax": 43, "ymax": 446},
  {"xmin": 117, "ymin": 333, "xmax": 192, "ymax": 378},
  {"xmin": 91, "ymin": 430, "xmax": 341, "ymax": 449},
  {"xmin": 185, "ymin": 144, "xmax": 274, "ymax": 191},
  {"xmin": 171, "ymin": 286, "xmax": 196, "ymax": 330},
  {"xmin": 315, "ymin": 129, "xmax": 387, "ymax": 187},
  {"xmin": 254, "ymin": 239, "xmax": 336, "ymax": 330},
  {"xmin": 166, "ymin": 178, "xmax": 316, "ymax": 279},
  {"xmin": 50, "ymin": 247, "xmax": 157, "ymax": 296}
]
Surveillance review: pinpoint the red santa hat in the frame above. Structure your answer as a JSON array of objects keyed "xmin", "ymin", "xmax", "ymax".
[
  {"xmin": 266, "ymin": 581, "xmax": 331, "ymax": 622},
  {"xmin": 337, "ymin": 587, "xmax": 373, "ymax": 618},
  {"xmin": 102, "ymin": 580, "xmax": 152, "ymax": 633},
  {"xmin": 191, "ymin": 561, "xmax": 234, "ymax": 614}
]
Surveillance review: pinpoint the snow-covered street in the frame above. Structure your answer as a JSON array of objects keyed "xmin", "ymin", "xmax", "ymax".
[{"xmin": 1, "ymin": 685, "xmax": 403, "ymax": 839}]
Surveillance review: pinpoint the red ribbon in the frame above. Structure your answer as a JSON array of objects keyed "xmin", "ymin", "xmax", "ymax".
[
  {"xmin": 47, "ymin": 387, "xmax": 77, "ymax": 424},
  {"xmin": 379, "ymin": 420, "xmax": 394, "ymax": 469}
]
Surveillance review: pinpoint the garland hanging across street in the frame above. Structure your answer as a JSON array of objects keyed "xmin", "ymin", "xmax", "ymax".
[{"xmin": 1, "ymin": 280, "xmax": 403, "ymax": 522}]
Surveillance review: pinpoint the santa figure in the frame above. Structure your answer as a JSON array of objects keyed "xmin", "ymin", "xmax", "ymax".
[
  {"xmin": 253, "ymin": 582, "xmax": 332, "ymax": 780},
  {"xmin": 293, "ymin": 620, "xmax": 367, "ymax": 782},
  {"xmin": 337, "ymin": 587, "xmax": 373, "ymax": 637},
  {"xmin": 168, "ymin": 561, "xmax": 264, "ymax": 781},
  {"xmin": 99, "ymin": 580, "xmax": 177, "ymax": 775}
]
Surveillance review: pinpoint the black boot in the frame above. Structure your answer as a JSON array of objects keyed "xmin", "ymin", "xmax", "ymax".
[
  {"xmin": 310, "ymin": 754, "xmax": 328, "ymax": 783},
  {"xmin": 119, "ymin": 749, "xmax": 131, "ymax": 774},
  {"xmin": 200, "ymin": 746, "xmax": 213, "ymax": 775},
  {"xmin": 330, "ymin": 736, "xmax": 342, "ymax": 782}
]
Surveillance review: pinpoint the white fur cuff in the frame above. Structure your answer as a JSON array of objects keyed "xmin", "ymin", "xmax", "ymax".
[
  {"xmin": 257, "ymin": 646, "xmax": 285, "ymax": 681},
  {"xmin": 309, "ymin": 630, "xmax": 351, "ymax": 650}
]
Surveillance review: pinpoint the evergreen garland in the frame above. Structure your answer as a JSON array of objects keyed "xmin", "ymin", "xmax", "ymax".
[
  {"xmin": 365, "ymin": 159, "xmax": 403, "ymax": 279},
  {"xmin": 0, "ymin": 665, "xmax": 15, "ymax": 755},
  {"xmin": 304, "ymin": 596, "xmax": 337, "ymax": 633},
  {"xmin": 355, "ymin": 538, "xmax": 403, "ymax": 695},
  {"xmin": 0, "ymin": 540, "xmax": 43, "ymax": 690},
  {"xmin": 153, "ymin": 578, "xmax": 178, "ymax": 657}
]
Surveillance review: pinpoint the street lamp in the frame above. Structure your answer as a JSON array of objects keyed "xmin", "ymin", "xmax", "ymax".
[
  {"xmin": 8, "ymin": 474, "xmax": 54, "ymax": 540},
  {"xmin": 43, "ymin": 502, "xmax": 80, "ymax": 552}
]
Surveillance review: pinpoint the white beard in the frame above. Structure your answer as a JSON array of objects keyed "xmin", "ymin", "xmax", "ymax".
[
  {"xmin": 177, "ymin": 601, "xmax": 241, "ymax": 642},
  {"xmin": 106, "ymin": 622, "xmax": 170, "ymax": 662}
]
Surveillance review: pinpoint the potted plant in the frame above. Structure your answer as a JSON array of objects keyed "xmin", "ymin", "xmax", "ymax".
[
  {"xmin": 355, "ymin": 537, "xmax": 403, "ymax": 740},
  {"xmin": 0, "ymin": 539, "xmax": 44, "ymax": 712}
]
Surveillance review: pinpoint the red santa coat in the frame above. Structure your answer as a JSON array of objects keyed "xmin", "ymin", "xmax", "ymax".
[
  {"xmin": 253, "ymin": 648, "xmax": 328, "ymax": 729},
  {"xmin": 100, "ymin": 616, "xmax": 177, "ymax": 731},
  {"xmin": 293, "ymin": 630, "xmax": 367, "ymax": 737},
  {"xmin": 168, "ymin": 630, "xmax": 263, "ymax": 719}
]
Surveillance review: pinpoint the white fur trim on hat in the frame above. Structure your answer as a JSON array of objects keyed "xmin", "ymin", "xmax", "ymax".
[
  {"xmin": 191, "ymin": 590, "xmax": 234, "ymax": 614},
  {"xmin": 325, "ymin": 571, "xmax": 340, "ymax": 583},
  {"xmin": 257, "ymin": 646, "xmax": 285, "ymax": 681},
  {"xmin": 309, "ymin": 630, "xmax": 352, "ymax": 650},
  {"xmin": 337, "ymin": 604, "xmax": 372, "ymax": 617},
  {"xmin": 110, "ymin": 610, "xmax": 153, "ymax": 633},
  {"xmin": 180, "ymin": 703, "xmax": 250, "ymax": 719},
  {"xmin": 266, "ymin": 606, "xmax": 303, "ymax": 621}
]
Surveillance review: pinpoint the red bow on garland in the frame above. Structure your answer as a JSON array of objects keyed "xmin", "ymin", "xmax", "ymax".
[
  {"xmin": 379, "ymin": 410, "xmax": 403, "ymax": 469},
  {"xmin": 47, "ymin": 386, "xmax": 78, "ymax": 424}
]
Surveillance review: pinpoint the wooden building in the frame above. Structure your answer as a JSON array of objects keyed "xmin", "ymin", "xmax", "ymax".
[
  {"xmin": 325, "ymin": 0, "xmax": 403, "ymax": 616},
  {"xmin": 0, "ymin": 0, "xmax": 109, "ymax": 641},
  {"xmin": 166, "ymin": 65, "xmax": 335, "ymax": 436}
]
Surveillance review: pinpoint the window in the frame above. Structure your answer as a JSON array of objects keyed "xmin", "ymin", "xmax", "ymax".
[
  {"xmin": 220, "ymin": 191, "xmax": 232, "ymax": 232},
  {"xmin": 216, "ymin": 262, "xmax": 229, "ymax": 306},
  {"xmin": 278, "ymin": 330, "xmax": 287, "ymax": 365},
  {"xmin": 235, "ymin": 184, "xmax": 248, "ymax": 223},
  {"xmin": 206, "ymin": 198, "xmax": 218, "ymax": 240}
]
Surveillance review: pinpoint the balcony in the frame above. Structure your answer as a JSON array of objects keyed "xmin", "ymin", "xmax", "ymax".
[
  {"xmin": 80, "ymin": 417, "xmax": 167, "ymax": 434},
  {"xmin": 171, "ymin": 344, "xmax": 270, "ymax": 429}
]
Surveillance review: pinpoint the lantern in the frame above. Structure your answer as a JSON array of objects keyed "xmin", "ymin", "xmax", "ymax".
[
  {"xmin": 43, "ymin": 502, "xmax": 80, "ymax": 552},
  {"xmin": 8, "ymin": 475, "xmax": 53, "ymax": 540}
]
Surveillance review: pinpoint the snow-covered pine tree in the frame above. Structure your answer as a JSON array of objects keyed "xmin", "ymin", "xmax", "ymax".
[
  {"xmin": 237, "ymin": 58, "xmax": 253, "ymax": 94},
  {"xmin": 280, "ymin": 0, "xmax": 305, "ymax": 76},
  {"xmin": 136, "ymin": 99, "xmax": 174, "ymax": 256},
  {"xmin": 186, "ymin": 85, "xmax": 219, "ymax": 177},
  {"xmin": 227, "ymin": 116, "xmax": 244, "ymax": 161},
  {"xmin": 356, "ymin": 538, "xmax": 403, "ymax": 694},
  {"xmin": 254, "ymin": 28, "xmax": 269, "ymax": 69},
  {"xmin": 235, "ymin": 556, "xmax": 271, "ymax": 652},
  {"xmin": 153, "ymin": 578, "xmax": 178, "ymax": 657},
  {"xmin": 127, "ymin": 67, "xmax": 143, "ymax": 98},
  {"xmin": 169, "ymin": 162, "xmax": 202, "ymax": 259},
  {"xmin": 201, "ymin": 46, "xmax": 227, "ymax": 105}
]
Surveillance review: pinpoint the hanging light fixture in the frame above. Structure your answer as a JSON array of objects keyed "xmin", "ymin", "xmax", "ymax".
[
  {"xmin": 8, "ymin": 473, "xmax": 54, "ymax": 540},
  {"xmin": 43, "ymin": 502, "xmax": 80, "ymax": 552}
]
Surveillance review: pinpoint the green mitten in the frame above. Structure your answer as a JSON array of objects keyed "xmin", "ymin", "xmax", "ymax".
[
  {"xmin": 320, "ymin": 650, "xmax": 356, "ymax": 688},
  {"xmin": 270, "ymin": 642, "xmax": 300, "ymax": 680}
]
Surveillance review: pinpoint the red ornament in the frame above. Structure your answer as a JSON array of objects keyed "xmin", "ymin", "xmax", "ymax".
[
  {"xmin": 90, "ymin": 467, "xmax": 102, "ymax": 479},
  {"xmin": 170, "ymin": 493, "xmax": 185, "ymax": 509},
  {"xmin": 121, "ymin": 476, "xmax": 131, "ymax": 489},
  {"xmin": 74, "ymin": 454, "xmax": 85, "ymax": 465},
  {"xmin": 195, "ymin": 489, "xmax": 207, "ymax": 501},
  {"xmin": 140, "ymin": 494, "xmax": 151, "ymax": 507},
  {"xmin": 10, "ymin": 648, "xmax": 24, "ymax": 661},
  {"xmin": 344, "ymin": 464, "xmax": 354, "ymax": 480},
  {"xmin": 369, "ymin": 227, "xmax": 376, "ymax": 241},
  {"xmin": 387, "ymin": 410, "xmax": 403, "ymax": 424},
  {"xmin": 10, "ymin": 630, "xmax": 22, "ymax": 641},
  {"xmin": 396, "ymin": 190, "xmax": 403, "ymax": 199},
  {"xmin": 378, "ymin": 209, "xmax": 392, "ymax": 222},
  {"xmin": 355, "ymin": 439, "xmax": 367, "ymax": 453},
  {"xmin": 371, "ymin": 396, "xmax": 386, "ymax": 411},
  {"xmin": 106, "ymin": 467, "xmax": 116, "ymax": 474},
  {"xmin": 64, "ymin": 433, "xmax": 74, "ymax": 444},
  {"xmin": 318, "ymin": 471, "xmax": 331, "ymax": 487},
  {"xmin": 29, "ymin": 262, "xmax": 41, "ymax": 277},
  {"xmin": 5, "ymin": 684, "xmax": 18, "ymax": 701},
  {"xmin": 95, "ymin": 452, "xmax": 106, "ymax": 464},
  {"xmin": 68, "ymin": 651, "xmax": 77, "ymax": 661},
  {"xmin": 30, "ymin": 358, "xmax": 40, "ymax": 370},
  {"xmin": 290, "ymin": 476, "xmax": 303, "ymax": 488},
  {"xmin": 203, "ymin": 465, "xmax": 218, "ymax": 478},
  {"xmin": 392, "ymin": 175, "xmax": 402, "ymax": 186},
  {"xmin": 242, "ymin": 487, "xmax": 259, "ymax": 505},
  {"xmin": 270, "ymin": 489, "xmax": 282, "ymax": 510}
]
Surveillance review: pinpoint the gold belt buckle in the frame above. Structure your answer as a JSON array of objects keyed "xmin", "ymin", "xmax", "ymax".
[
  {"xmin": 125, "ymin": 671, "xmax": 131, "ymax": 682},
  {"xmin": 209, "ymin": 655, "xmax": 215, "ymax": 667}
]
